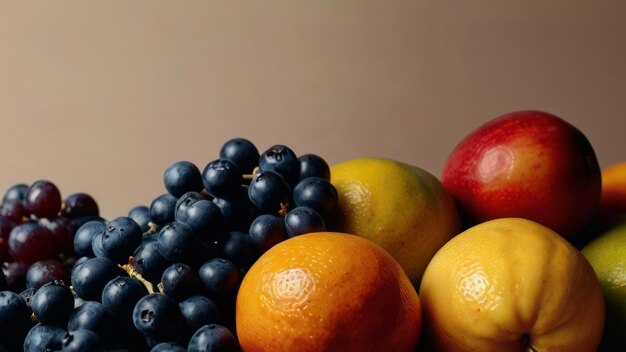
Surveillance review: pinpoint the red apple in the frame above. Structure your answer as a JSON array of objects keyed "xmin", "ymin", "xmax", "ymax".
[{"xmin": 441, "ymin": 110, "xmax": 601, "ymax": 239}]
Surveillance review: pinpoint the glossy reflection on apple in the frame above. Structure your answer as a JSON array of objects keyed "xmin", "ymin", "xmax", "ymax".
[{"xmin": 441, "ymin": 110, "xmax": 601, "ymax": 239}]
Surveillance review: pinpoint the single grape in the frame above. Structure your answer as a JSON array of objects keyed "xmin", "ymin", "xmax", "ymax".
[
  {"xmin": 247, "ymin": 170, "xmax": 291, "ymax": 215},
  {"xmin": 132, "ymin": 293, "xmax": 181, "ymax": 341},
  {"xmin": 40, "ymin": 217, "xmax": 74, "ymax": 257},
  {"xmin": 101, "ymin": 276, "xmax": 149, "ymax": 323},
  {"xmin": 157, "ymin": 222, "xmax": 209, "ymax": 267},
  {"xmin": 213, "ymin": 195, "xmax": 255, "ymax": 232},
  {"xmin": 91, "ymin": 230, "xmax": 107, "ymax": 258},
  {"xmin": 179, "ymin": 295, "xmax": 220, "ymax": 339},
  {"xmin": 198, "ymin": 258, "xmax": 241, "ymax": 300},
  {"xmin": 174, "ymin": 191, "xmax": 208, "ymax": 221},
  {"xmin": 70, "ymin": 257, "xmax": 119, "ymax": 301},
  {"xmin": 151, "ymin": 341, "xmax": 186, "ymax": 352},
  {"xmin": 177, "ymin": 199, "xmax": 225, "ymax": 245},
  {"xmin": 160, "ymin": 263, "xmax": 202, "ymax": 302},
  {"xmin": 284, "ymin": 206, "xmax": 326, "ymax": 237},
  {"xmin": 219, "ymin": 137, "xmax": 259, "ymax": 174},
  {"xmin": 101, "ymin": 217, "xmax": 143, "ymax": 264},
  {"xmin": 20, "ymin": 287, "xmax": 36, "ymax": 311},
  {"xmin": 0, "ymin": 290, "xmax": 32, "ymax": 342},
  {"xmin": 187, "ymin": 324, "xmax": 239, "ymax": 352},
  {"xmin": 3, "ymin": 261, "xmax": 29, "ymax": 292},
  {"xmin": 201, "ymin": 159, "xmax": 243, "ymax": 199},
  {"xmin": 67, "ymin": 301, "xmax": 113, "ymax": 338},
  {"xmin": 0, "ymin": 215, "xmax": 16, "ymax": 262},
  {"xmin": 24, "ymin": 180, "xmax": 62, "ymax": 219},
  {"xmin": 128, "ymin": 205, "xmax": 152, "ymax": 233},
  {"xmin": 220, "ymin": 231, "xmax": 259, "ymax": 271},
  {"xmin": 23, "ymin": 323, "xmax": 66, "ymax": 352},
  {"xmin": 62, "ymin": 329, "xmax": 104, "ymax": 352},
  {"xmin": 31, "ymin": 280, "xmax": 74, "ymax": 328},
  {"xmin": 8, "ymin": 221, "xmax": 54, "ymax": 265},
  {"xmin": 68, "ymin": 215, "xmax": 105, "ymax": 236},
  {"xmin": 2, "ymin": 183, "xmax": 29, "ymax": 204},
  {"xmin": 292, "ymin": 177, "xmax": 338, "ymax": 220},
  {"xmin": 258, "ymin": 144, "xmax": 299, "ymax": 186},
  {"xmin": 248, "ymin": 214, "xmax": 288, "ymax": 252},
  {"xmin": 297, "ymin": 153, "xmax": 331, "ymax": 182},
  {"xmin": 73, "ymin": 220, "xmax": 105, "ymax": 258},
  {"xmin": 26, "ymin": 258, "xmax": 70, "ymax": 290},
  {"xmin": 150, "ymin": 194, "xmax": 177, "ymax": 226},
  {"xmin": 164, "ymin": 161, "xmax": 203, "ymax": 198},
  {"xmin": 133, "ymin": 240, "xmax": 171, "ymax": 284},
  {"xmin": 0, "ymin": 200, "xmax": 27, "ymax": 223},
  {"xmin": 62, "ymin": 193, "xmax": 100, "ymax": 218}
]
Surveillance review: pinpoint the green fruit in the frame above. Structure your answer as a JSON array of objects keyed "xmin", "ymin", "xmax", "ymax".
[{"xmin": 582, "ymin": 222, "xmax": 626, "ymax": 349}]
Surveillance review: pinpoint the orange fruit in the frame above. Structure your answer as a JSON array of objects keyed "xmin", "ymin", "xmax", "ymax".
[
  {"xmin": 419, "ymin": 218, "xmax": 604, "ymax": 351},
  {"xmin": 235, "ymin": 232, "xmax": 421, "ymax": 352},
  {"xmin": 601, "ymin": 161, "xmax": 626, "ymax": 214},
  {"xmin": 329, "ymin": 157, "xmax": 460, "ymax": 287}
]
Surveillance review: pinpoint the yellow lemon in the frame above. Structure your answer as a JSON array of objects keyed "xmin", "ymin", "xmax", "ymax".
[
  {"xmin": 328, "ymin": 157, "xmax": 460, "ymax": 286},
  {"xmin": 419, "ymin": 218, "xmax": 605, "ymax": 351}
]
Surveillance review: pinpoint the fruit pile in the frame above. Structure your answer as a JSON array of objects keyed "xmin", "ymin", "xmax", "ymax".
[
  {"xmin": 0, "ymin": 110, "xmax": 624, "ymax": 352},
  {"xmin": 0, "ymin": 138, "xmax": 338, "ymax": 351}
]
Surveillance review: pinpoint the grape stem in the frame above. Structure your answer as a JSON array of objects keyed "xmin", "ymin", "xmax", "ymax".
[
  {"xmin": 242, "ymin": 166, "xmax": 260, "ymax": 181},
  {"xmin": 142, "ymin": 222, "xmax": 159, "ymax": 237},
  {"xmin": 118, "ymin": 256, "xmax": 155, "ymax": 294}
]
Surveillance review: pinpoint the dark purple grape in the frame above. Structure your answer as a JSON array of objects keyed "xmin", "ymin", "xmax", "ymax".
[
  {"xmin": 151, "ymin": 341, "xmax": 186, "ymax": 352},
  {"xmin": 19, "ymin": 287, "xmax": 36, "ymax": 311},
  {"xmin": 164, "ymin": 161, "xmax": 203, "ymax": 198},
  {"xmin": 298, "ymin": 154, "xmax": 331, "ymax": 182},
  {"xmin": 23, "ymin": 323, "xmax": 66, "ymax": 352},
  {"xmin": 150, "ymin": 194, "xmax": 177, "ymax": 226},
  {"xmin": 213, "ymin": 196, "xmax": 255, "ymax": 233},
  {"xmin": 31, "ymin": 280, "xmax": 74, "ymax": 328},
  {"xmin": 284, "ymin": 206, "xmax": 326, "ymax": 237},
  {"xmin": 174, "ymin": 192, "xmax": 208, "ymax": 222},
  {"xmin": 101, "ymin": 276, "xmax": 148, "ymax": 322},
  {"xmin": 259, "ymin": 144, "xmax": 299, "ymax": 186},
  {"xmin": 2, "ymin": 183, "xmax": 28, "ymax": 204},
  {"xmin": 220, "ymin": 231, "xmax": 259, "ymax": 271},
  {"xmin": 3, "ymin": 261, "xmax": 28, "ymax": 292},
  {"xmin": 39, "ymin": 217, "xmax": 74, "ymax": 257},
  {"xmin": 8, "ymin": 221, "xmax": 54, "ymax": 265},
  {"xmin": 202, "ymin": 159, "xmax": 243, "ymax": 199},
  {"xmin": 198, "ymin": 259, "xmax": 241, "ymax": 300},
  {"xmin": 0, "ymin": 290, "xmax": 32, "ymax": 342},
  {"xmin": 179, "ymin": 295, "xmax": 220, "ymax": 340},
  {"xmin": 248, "ymin": 214, "xmax": 288, "ymax": 252},
  {"xmin": 62, "ymin": 193, "xmax": 99, "ymax": 218},
  {"xmin": 129, "ymin": 205, "xmax": 152, "ymax": 232},
  {"xmin": 70, "ymin": 257, "xmax": 119, "ymax": 302},
  {"xmin": 68, "ymin": 215, "xmax": 105, "ymax": 235},
  {"xmin": 219, "ymin": 137, "xmax": 259, "ymax": 174},
  {"xmin": 0, "ymin": 215, "xmax": 16, "ymax": 262},
  {"xmin": 292, "ymin": 177, "xmax": 338, "ymax": 220},
  {"xmin": 73, "ymin": 220, "xmax": 105, "ymax": 258},
  {"xmin": 91, "ymin": 231, "xmax": 106, "ymax": 258},
  {"xmin": 133, "ymin": 239, "xmax": 171, "ymax": 284},
  {"xmin": 67, "ymin": 301, "xmax": 113, "ymax": 338},
  {"xmin": 62, "ymin": 329, "xmax": 104, "ymax": 352},
  {"xmin": 177, "ymin": 199, "xmax": 224, "ymax": 245},
  {"xmin": 157, "ymin": 222, "xmax": 209, "ymax": 267},
  {"xmin": 160, "ymin": 263, "xmax": 202, "ymax": 302},
  {"xmin": 132, "ymin": 293, "xmax": 181, "ymax": 341},
  {"xmin": 101, "ymin": 217, "xmax": 143, "ymax": 264},
  {"xmin": 247, "ymin": 170, "xmax": 291, "ymax": 215},
  {"xmin": 0, "ymin": 200, "xmax": 27, "ymax": 223},
  {"xmin": 26, "ymin": 259, "xmax": 69, "ymax": 290},
  {"xmin": 24, "ymin": 180, "xmax": 62, "ymax": 219},
  {"xmin": 187, "ymin": 324, "xmax": 239, "ymax": 352}
]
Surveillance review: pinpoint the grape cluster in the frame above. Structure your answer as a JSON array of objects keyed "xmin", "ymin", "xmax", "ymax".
[{"xmin": 0, "ymin": 138, "xmax": 337, "ymax": 351}]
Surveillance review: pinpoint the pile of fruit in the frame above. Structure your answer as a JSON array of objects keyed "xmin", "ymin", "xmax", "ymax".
[{"xmin": 0, "ymin": 110, "xmax": 624, "ymax": 352}]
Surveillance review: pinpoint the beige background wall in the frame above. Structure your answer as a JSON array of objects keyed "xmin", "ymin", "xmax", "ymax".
[{"xmin": 1, "ymin": 1, "xmax": 625, "ymax": 219}]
